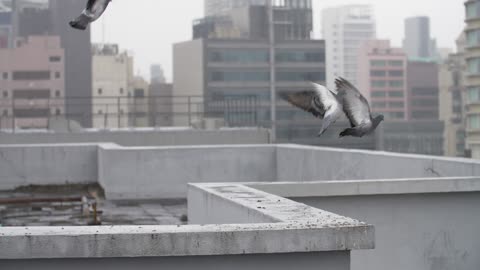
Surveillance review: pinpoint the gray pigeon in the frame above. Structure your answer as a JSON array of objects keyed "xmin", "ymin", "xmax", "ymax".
[
  {"xmin": 280, "ymin": 82, "xmax": 343, "ymax": 136},
  {"xmin": 335, "ymin": 77, "xmax": 384, "ymax": 138},
  {"xmin": 69, "ymin": 0, "xmax": 112, "ymax": 31}
]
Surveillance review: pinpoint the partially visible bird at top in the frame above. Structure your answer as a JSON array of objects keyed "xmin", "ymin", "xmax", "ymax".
[
  {"xmin": 69, "ymin": 0, "xmax": 112, "ymax": 31},
  {"xmin": 279, "ymin": 82, "xmax": 343, "ymax": 136},
  {"xmin": 335, "ymin": 77, "xmax": 384, "ymax": 138}
]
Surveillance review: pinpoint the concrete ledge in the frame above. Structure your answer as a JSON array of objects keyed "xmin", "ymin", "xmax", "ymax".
[
  {"xmin": 248, "ymin": 177, "xmax": 480, "ymax": 198},
  {"xmin": 0, "ymin": 183, "xmax": 374, "ymax": 260}
]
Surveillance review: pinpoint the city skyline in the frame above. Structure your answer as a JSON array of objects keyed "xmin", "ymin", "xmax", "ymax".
[{"xmin": 91, "ymin": 0, "xmax": 464, "ymax": 82}]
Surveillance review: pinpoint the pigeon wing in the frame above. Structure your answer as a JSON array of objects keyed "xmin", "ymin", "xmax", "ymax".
[
  {"xmin": 335, "ymin": 77, "xmax": 372, "ymax": 127},
  {"xmin": 86, "ymin": 0, "xmax": 96, "ymax": 11},
  {"xmin": 279, "ymin": 90, "xmax": 325, "ymax": 118}
]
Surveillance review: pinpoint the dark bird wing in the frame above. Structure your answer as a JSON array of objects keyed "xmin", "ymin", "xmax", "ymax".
[
  {"xmin": 280, "ymin": 90, "xmax": 324, "ymax": 118},
  {"xmin": 335, "ymin": 77, "xmax": 372, "ymax": 127},
  {"xmin": 86, "ymin": 0, "xmax": 96, "ymax": 11}
]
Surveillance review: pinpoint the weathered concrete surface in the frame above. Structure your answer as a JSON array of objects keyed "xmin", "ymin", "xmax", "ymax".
[
  {"xmin": 0, "ymin": 183, "xmax": 373, "ymax": 261},
  {"xmin": 0, "ymin": 144, "xmax": 97, "ymax": 191},
  {"xmin": 250, "ymin": 179, "xmax": 480, "ymax": 270},
  {"xmin": 98, "ymin": 145, "xmax": 277, "ymax": 200},
  {"xmin": 0, "ymin": 128, "xmax": 270, "ymax": 146},
  {"xmin": 276, "ymin": 145, "xmax": 480, "ymax": 182},
  {"xmin": 0, "ymin": 252, "xmax": 349, "ymax": 270}
]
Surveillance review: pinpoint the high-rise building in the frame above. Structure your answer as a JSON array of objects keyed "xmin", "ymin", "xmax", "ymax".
[
  {"xmin": 357, "ymin": 40, "xmax": 408, "ymax": 121},
  {"xmin": 403, "ymin": 16, "xmax": 437, "ymax": 60},
  {"xmin": 464, "ymin": 0, "xmax": 480, "ymax": 158},
  {"xmin": 439, "ymin": 33, "xmax": 466, "ymax": 157},
  {"xmin": 150, "ymin": 64, "xmax": 166, "ymax": 84},
  {"xmin": 205, "ymin": 0, "xmax": 267, "ymax": 16},
  {"xmin": 0, "ymin": 36, "xmax": 65, "ymax": 129},
  {"xmin": 49, "ymin": 0, "xmax": 92, "ymax": 128},
  {"xmin": 196, "ymin": 1, "xmax": 313, "ymax": 41},
  {"xmin": 0, "ymin": 3, "xmax": 10, "ymax": 48},
  {"xmin": 407, "ymin": 60, "xmax": 440, "ymax": 121},
  {"xmin": 91, "ymin": 43, "xmax": 133, "ymax": 129},
  {"xmin": 322, "ymin": 5, "xmax": 376, "ymax": 89}
]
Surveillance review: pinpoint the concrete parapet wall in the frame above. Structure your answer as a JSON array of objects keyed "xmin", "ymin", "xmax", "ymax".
[
  {"xmin": 249, "ymin": 178, "xmax": 480, "ymax": 270},
  {"xmin": 0, "ymin": 144, "xmax": 97, "ymax": 190},
  {"xmin": 0, "ymin": 182, "xmax": 374, "ymax": 269},
  {"xmin": 0, "ymin": 128, "xmax": 270, "ymax": 147},
  {"xmin": 98, "ymin": 145, "xmax": 277, "ymax": 200},
  {"xmin": 276, "ymin": 145, "xmax": 480, "ymax": 182}
]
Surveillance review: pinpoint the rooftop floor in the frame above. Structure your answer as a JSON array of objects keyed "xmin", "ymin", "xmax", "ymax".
[{"xmin": 0, "ymin": 185, "xmax": 187, "ymax": 227}]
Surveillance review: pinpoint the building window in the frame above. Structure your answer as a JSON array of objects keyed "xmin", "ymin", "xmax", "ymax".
[
  {"xmin": 98, "ymin": 88, "xmax": 103, "ymax": 95},
  {"xmin": 55, "ymin": 90, "xmax": 61, "ymax": 97},
  {"xmin": 55, "ymin": 72, "xmax": 61, "ymax": 79},
  {"xmin": 120, "ymin": 109, "xmax": 125, "ymax": 115},
  {"xmin": 467, "ymin": 30, "xmax": 480, "ymax": 47},
  {"xmin": 276, "ymin": 71, "xmax": 325, "ymax": 82},
  {"xmin": 412, "ymin": 87, "xmax": 437, "ymax": 96},
  {"xmin": 389, "ymin": 101, "xmax": 404, "ymax": 108},
  {"xmin": 467, "ymin": 57, "xmax": 480, "ymax": 75},
  {"xmin": 209, "ymin": 49, "xmax": 269, "ymax": 63},
  {"xmin": 372, "ymin": 101, "xmax": 386, "ymax": 108},
  {"xmin": 466, "ymin": 1, "xmax": 480, "ymax": 19},
  {"xmin": 2, "ymin": 91, "xmax": 7, "ymax": 98},
  {"xmin": 389, "ymin": 91, "xmax": 404, "ymax": 97},
  {"xmin": 389, "ymin": 70, "xmax": 404, "ymax": 77},
  {"xmin": 276, "ymin": 50, "xmax": 325, "ymax": 63},
  {"xmin": 55, "ymin": 109, "xmax": 61, "ymax": 115},
  {"xmin": 49, "ymin": 56, "xmax": 61, "ymax": 62},
  {"xmin": 12, "ymin": 71, "xmax": 50, "ymax": 80},
  {"xmin": 98, "ymin": 110, "xmax": 103, "ymax": 115},
  {"xmin": 371, "ymin": 80, "xmax": 386, "ymax": 87},
  {"xmin": 210, "ymin": 71, "xmax": 270, "ymax": 82},
  {"xmin": 468, "ymin": 115, "xmax": 480, "ymax": 129},
  {"xmin": 371, "ymin": 91, "xmax": 386, "ymax": 97},
  {"xmin": 468, "ymin": 87, "xmax": 480, "ymax": 103},
  {"xmin": 2, "ymin": 110, "xmax": 7, "ymax": 116},
  {"xmin": 370, "ymin": 70, "xmax": 386, "ymax": 77},
  {"xmin": 370, "ymin": 60, "xmax": 386, "ymax": 67},
  {"xmin": 120, "ymin": 88, "xmax": 124, "ymax": 94},
  {"xmin": 2, "ymin": 72, "xmax": 7, "ymax": 80},
  {"xmin": 389, "ymin": 60, "xmax": 403, "ymax": 66},
  {"xmin": 389, "ymin": 80, "xmax": 404, "ymax": 88}
]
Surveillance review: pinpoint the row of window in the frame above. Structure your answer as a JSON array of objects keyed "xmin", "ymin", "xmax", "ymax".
[
  {"xmin": 370, "ymin": 70, "xmax": 404, "ymax": 77},
  {"xmin": 0, "ymin": 71, "xmax": 61, "ymax": 80},
  {"xmin": 1, "ymin": 89, "xmax": 62, "ymax": 98},
  {"xmin": 0, "ymin": 108, "xmax": 63, "ymax": 118},
  {"xmin": 209, "ymin": 49, "xmax": 325, "ymax": 63},
  {"xmin": 97, "ymin": 88, "xmax": 125, "ymax": 95},
  {"xmin": 371, "ymin": 91, "xmax": 404, "ymax": 98},
  {"xmin": 370, "ymin": 60, "xmax": 404, "ymax": 67},
  {"xmin": 209, "ymin": 71, "xmax": 325, "ymax": 82},
  {"xmin": 468, "ymin": 57, "xmax": 480, "ymax": 75},
  {"xmin": 468, "ymin": 87, "xmax": 480, "ymax": 103},
  {"xmin": 371, "ymin": 80, "xmax": 404, "ymax": 88},
  {"xmin": 371, "ymin": 101, "xmax": 405, "ymax": 109},
  {"xmin": 467, "ymin": 29, "xmax": 480, "ymax": 47}
]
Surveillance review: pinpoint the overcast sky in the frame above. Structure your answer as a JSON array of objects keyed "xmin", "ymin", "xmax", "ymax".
[{"xmin": 91, "ymin": 0, "xmax": 465, "ymax": 82}]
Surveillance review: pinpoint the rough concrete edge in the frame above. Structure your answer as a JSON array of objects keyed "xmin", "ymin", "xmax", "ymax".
[
  {"xmin": 247, "ymin": 177, "xmax": 480, "ymax": 198},
  {"xmin": 0, "ymin": 182, "xmax": 374, "ymax": 260}
]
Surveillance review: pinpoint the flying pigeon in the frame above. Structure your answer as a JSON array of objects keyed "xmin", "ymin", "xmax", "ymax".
[
  {"xmin": 280, "ymin": 82, "xmax": 343, "ymax": 136},
  {"xmin": 69, "ymin": 0, "xmax": 112, "ymax": 31},
  {"xmin": 335, "ymin": 77, "xmax": 384, "ymax": 138}
]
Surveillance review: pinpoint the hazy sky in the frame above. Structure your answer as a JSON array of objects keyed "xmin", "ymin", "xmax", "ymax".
[{"xmin": 91, "ymin": 0, "xmax": 465, "ymax": 82}]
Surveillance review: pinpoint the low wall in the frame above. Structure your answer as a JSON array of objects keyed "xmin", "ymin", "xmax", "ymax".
[
  {"xmin": 98, "ymin": 145, "xmax": 277, "ymax": 200},
  {"xmin": 276, "ymin": 145, "xmax": 480, "ymax": 181},
  {"xmin": 0, "ymin": 183, "xmax": 374, "ymax": 270},
  {"xmin": 250, "ymin": 178, "xmax": 480, "ymax": 270},
  {"xmin": 0, "ymin": 144, "xmax": 97, "ymax": 190},
  {"xmin": 0, "ymin": 128, "xmax": 270, "ymax": 146}
]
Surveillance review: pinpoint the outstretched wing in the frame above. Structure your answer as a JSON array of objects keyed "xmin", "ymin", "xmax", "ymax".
[
  {"xmin": 279, "ymin": 90, "xmax": 324, "ymax": 118},
  {"xmin": 335, "ymin": 77, "xmax": 372, "ymax": 127}
]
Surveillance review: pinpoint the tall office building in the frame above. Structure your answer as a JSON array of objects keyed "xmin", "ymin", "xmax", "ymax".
[
  {"xmin": 403, "ymin": 16, "xmax": 437, "ymax": 61},
  {"xmin": 205, "ymin": 0, "xmax": 267, "ymax": 16},
  {"xmin": 49, "ymin": 0, "xmax": 92, "ymax": 127},
  {"xmin": 322, "ymin": 5, "xmax": 376, "ymax": 89},
  {"xmin": 464, "ymin": 0, "xmax": 480, "ymax": 158},
  {"xmin": 357, "ymin": 40, "xmax": 408, "ymax": 121},
  {"xmin": 196, "ymin": 0, "xmax": 313, "ymax": 41},
  {"xmin": 150, "ymin": 64, "xmax": 166, "ymax": 84}
]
